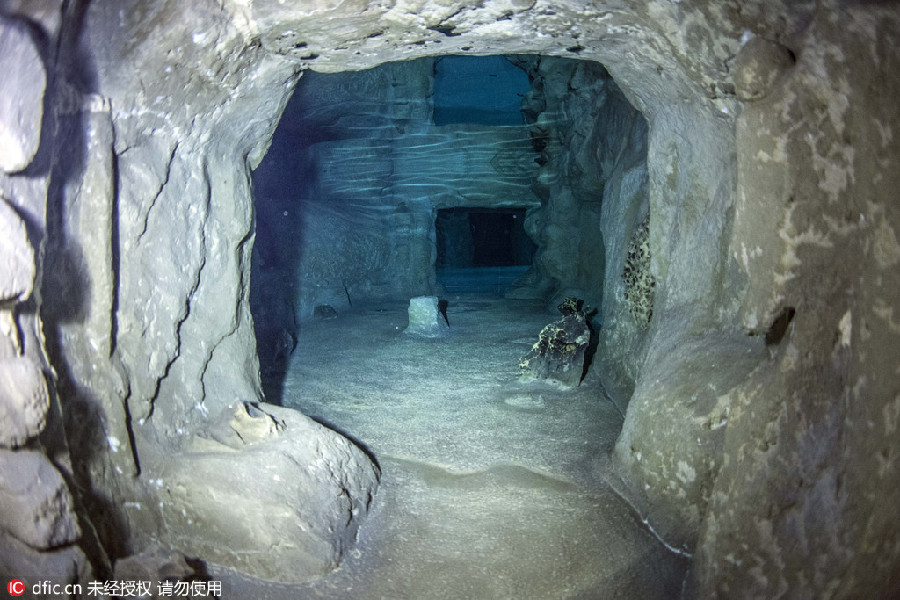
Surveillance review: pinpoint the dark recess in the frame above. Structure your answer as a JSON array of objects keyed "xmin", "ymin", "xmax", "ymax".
[
  {"xmin": 435, "ymin": 207, "xmax": 535, "ymax": 268},
  {"xmin": 765, "ymin": 306, "xmax": 796, "ymax": 346}
]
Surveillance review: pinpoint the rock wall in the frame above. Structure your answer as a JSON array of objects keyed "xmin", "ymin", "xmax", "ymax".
[
  {"xmin": 251, "ymin": 57, "xmax": 541, "ymax": 334},
  {"xmin": 1, "ymin": 0, "xmax": 898, "ymax": 596},
  {"xmin": 510, "ymin": 56, "xmax": 652, "ymax": 396},
  {"xmin": 5, "ymin": 0, "xmax": 381, "ymax": 586},
  {"xmin": 0, "ymin": 6, "xmax": 99, "ymax": 588},
  {"xmin": 613, "ymin": 6, "xmax": 900, "ymax": 599},
  {"xmin": 694, "ymin": 7, "xmax": 900, "ymax": 596}
]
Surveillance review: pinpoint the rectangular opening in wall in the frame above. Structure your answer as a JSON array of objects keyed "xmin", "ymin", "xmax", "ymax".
[{"xmin": 436, "ymin": 206, "xmax": 536, "ymax": 294}]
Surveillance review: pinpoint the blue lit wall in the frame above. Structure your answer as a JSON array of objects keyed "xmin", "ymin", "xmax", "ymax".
[{"xmin": 433, "ymin": 55, "xmax": 531, "ymax": 126}]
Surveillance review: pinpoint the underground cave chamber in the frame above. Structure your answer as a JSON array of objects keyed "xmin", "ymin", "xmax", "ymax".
[
  {"xmin": 234, "ymin": 54, "xmax": 687, "ymax": 596},
  {"xmin": 5, "ymin": 2, "xmax": 899, "ymax": 596},
  {"xmin": 249, "ymin": 54, "xmax": 652, "ymax": 381}
]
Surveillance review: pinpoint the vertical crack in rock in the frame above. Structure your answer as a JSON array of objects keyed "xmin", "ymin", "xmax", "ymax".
[
  {"xmin": 198, "ymin": 205, "xmax": 256, "ymax": 406},
  {"xmin": 197, "ymin": 303, "xmax": 241, "ymax": 410},
  {"xmin": 110, "ymin": 136, "xmax": 121, "ymax": 357},
  {"xmin": 136, "ymin": 142, "xmax": 178, "ymax": 244},
  {"xmin": 120, "ymin": 385, "xmax": 141, "ymax": 476},
  {"xmin": 144, "ymin": 157, "xmax": 210, "ymax": 420}
]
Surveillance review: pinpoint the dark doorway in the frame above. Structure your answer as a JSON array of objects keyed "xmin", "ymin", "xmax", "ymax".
[{"xmin": 436, "ymin": 207, "xmax": 536, "ymax": 293}]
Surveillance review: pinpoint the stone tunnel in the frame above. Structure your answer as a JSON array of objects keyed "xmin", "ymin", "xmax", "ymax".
[{"xmin": 1, "ymin": 1, "xmax": 899, "ymax": 598}]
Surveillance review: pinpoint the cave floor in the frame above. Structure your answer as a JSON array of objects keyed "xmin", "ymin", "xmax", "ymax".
[{"xmin": 228, "ymin": 294, "xmax": 687, "ymax": 599}]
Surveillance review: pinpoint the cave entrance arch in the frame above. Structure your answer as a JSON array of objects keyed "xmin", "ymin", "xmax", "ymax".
[{"xmin": 18, "ymin": 0, "xmax": 769, "ymax": 592}]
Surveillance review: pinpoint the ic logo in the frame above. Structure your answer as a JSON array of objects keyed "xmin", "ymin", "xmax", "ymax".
[{"xmin": 7, "ymin": 580, "xmax": 24, "ymax": 597}]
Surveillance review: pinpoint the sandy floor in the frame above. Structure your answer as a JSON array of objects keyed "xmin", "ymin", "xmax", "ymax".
[{"xmin": 228, "ymin": 294, "xmax": 687, "ymax": 599}]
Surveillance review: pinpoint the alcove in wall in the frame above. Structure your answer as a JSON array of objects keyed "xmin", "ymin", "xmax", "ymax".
[{"xmin": 435, "ymin": 206, "xmax": 537, "ymax": 293}]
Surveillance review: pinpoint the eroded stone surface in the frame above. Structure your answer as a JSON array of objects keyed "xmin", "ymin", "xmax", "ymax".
[
  {"xmin": 733, "ymin": 37, "xmax": 795, "ymax": 101},
  {"xmin": 113, "ymin": 544, "xmax": 197, "ymax": 585},
  {"xmin": 696, "ymin": 8, "xmax": 900, "ymax": 597},
  {"xmin": 519, "ymin": 297, "xmax": 592, "ymax": 387},
  {"xmin": 150, "ymin": 404, "xmax": 379, "ymax": 583},
  {"xmin": 0, "ymin": 532, "xmax": 89, "ymax": 585},
  {"xmin": 0, "ymin": 0, "xmax": 896, "ymax": 596},
  {"xmin": 0, "ymin": 357, "xmax": 49, "ymax": 448},
  {"xmin": 622, "ymin": 215, "xmax": 654, "ymax": 328},
  {"xmin": 404, "ymin": 296, "xmax": 449, "ymax": 338},
  {"xmin": 0, "ymin": 450, "xmax": 80, "ymax": 549},
  {"xmin": 0, "ymin": 17, "xmax": 46, "ymax": 172},
  {"xmin": 0, "ymin": 195, "xmax": 35, "ymax": 303},
  {"xmin": 0, "ymin": 1, "xmax": 104, "ymax": 589}
]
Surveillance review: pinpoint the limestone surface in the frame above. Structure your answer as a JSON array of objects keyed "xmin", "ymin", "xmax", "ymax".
[
  {"xmin": 733, "ymin": 37, "xmax": 796, "ymax": 101},
  {"xmin": 0, "ymin": 450, "xmax": 80, "ymax": 549},
  {"xmin": 0, "ymin": 357, "xmax": 49, "ymax": 448},
  {"xmin": 0, "ymin": 1, "xmax": 100, "ymax": 588},
  {"xmin": 0, "ymin": 0, "xmax": 896, "ymax": 596},
  {"xmin": 0, "ymin": 17, "xmax": 45, "ymax": 172},
  {"xmin": 0, "ymin": 196, "xmax": 35, "ymax": 303},
  {"xmin": 150, "ymin": 403, "xmax": 379, "ymax": 583},
  {"xmin": 404, "ymin": 296, "xmax": 449, "ymax": 338},
  {"xmin": 0, "ymin": 533, "xmax": 89, "ymax": 586},
  {"xmin": 113, "ymin": 544, "xmax": 197, "ymax": 587}
]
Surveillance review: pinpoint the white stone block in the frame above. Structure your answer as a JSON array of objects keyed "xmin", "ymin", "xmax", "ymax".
[{"xmin": 404, "ymin": 296, "xmax": 449, "ymax": 338}]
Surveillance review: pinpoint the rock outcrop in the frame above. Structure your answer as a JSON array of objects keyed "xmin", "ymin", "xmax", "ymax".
[
  {"xmin": 519, "ymin": 297, "xmax": 592, "ymax": 387},
  {"xmin": 404, "ymin": 296, "xmax": 450, "ymax": 339},
  {"xmin": 159, "ymin": 403, "xmax": 378, "ymax": 583}
]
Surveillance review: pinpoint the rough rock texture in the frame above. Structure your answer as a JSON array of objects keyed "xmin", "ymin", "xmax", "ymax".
[
  {"xmin": 250, "ymin": 57, "xmax": 540, "ymax": 334},
  {"xmin": 0, "ymin": 196, "xmax": 35, "ymax": 303},
  {"xmin": 0, "ymin": 450, "xmax": 80, "ymax": 549},
  {"xmin": 519, "ymin": 297, "xmax": 592, "ymax": 387},
  {"xmin": 615, "ymin": 6, "xmax": 900, "ymax": 599},
  {"xmin": 732, "ymin": 37, "xmax": 796, "ymax": 102},
  {"xmin": 695, "ymin": 8, "xmax": 900, "ymax": 597},
  {"xmin": 0, "ymin": 0, "xmax": 897, "ymax": 596},
  {"xmin": 404, "ymin": 296, "xmax": 450, "ymax": 338},
  {"xmin": 508, "ymin": 55, "xmax": 653, "ymax": 396},
  {"xmin": 0, "ymin": 533, "xmax": 90, "ymax": 587},
  {"xmin": 515, "ymin": 57, "xmax": 649, "ymax": 308},
  {"xmin": 17, "ymin": 0, "xmax": 381, "ymax": 583},
  {"xmin": 157, "ymin": 403, "xmax": 378, "ymax": 583},
  {"xmin": 0, "ymin": 18, "xmax": 45, "ymax": 172},
  {"xmin": 622, "ymin": 215, "xmax": 654, "ymax": 328},
  {"xmin": 0, "ymin": 5, "xmax": 98, "ymax": 589},
  {"xmin": 0, "ymin": 357, "xmax": 49, "ymax": 448},
  {"xmin": 113, "ymin": 544, "xmax": 197, "ymax": 586}
]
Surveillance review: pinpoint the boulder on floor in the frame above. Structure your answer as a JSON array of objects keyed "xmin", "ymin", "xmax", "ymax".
[
  {"xmin": 519, "ymin": 297, "xmax": 591, "ymax": 387},
  {"xmin": 404, "ymin": 296, "xmax": 449, "ymax": 338},
  {"xmin": 153, "ymin": 403, "xmax": 379, "ymax": 583}
]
